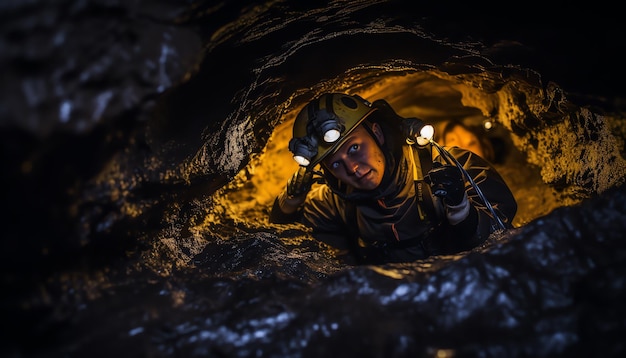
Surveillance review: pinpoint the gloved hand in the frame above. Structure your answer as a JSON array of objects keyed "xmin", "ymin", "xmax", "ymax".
[
  {"xmin": 425, "ymin": 162, "xmax": 466, "ymax": 206},
  {"xmin": 286, "ymin": 166, "xmax": 314, "ymax": 197}
]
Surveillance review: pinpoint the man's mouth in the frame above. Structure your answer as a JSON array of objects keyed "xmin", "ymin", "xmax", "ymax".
[{"xmin": 355, "ymin": 169, "xmax": 372, "ymax": 182}]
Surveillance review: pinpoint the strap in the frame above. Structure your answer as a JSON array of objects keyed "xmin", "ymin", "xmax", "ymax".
[
  {"xmin": 343, "ymin": 145, "xmax": 443, "ymax": 262},
  {"xmin": 344, "ymin": 199, "xmax": 373, "ymax": 264},
  {"xmin": 417, "ymin": 144, "xmax": 433, "ymax": 177},
  {"xmin": 407, "ymin": 145, "xmax": 420, "ymax": 181},
  {"xmin": 408, "ymin": 145, "xmax": 444, "ymax": 222},
  {"xmin": 407, "ymin": 143, "xmax": 434, "ymax": 180}
]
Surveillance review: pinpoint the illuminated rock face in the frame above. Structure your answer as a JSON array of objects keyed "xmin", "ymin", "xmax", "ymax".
[{"xmin": 2, "ymin": 1, "xmax": 626, "ymax": 357}]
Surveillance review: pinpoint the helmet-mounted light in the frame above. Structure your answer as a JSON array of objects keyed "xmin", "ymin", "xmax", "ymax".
[
  {"xmin": 404, "ymin": 117, "xmax": 435, "ymax": 146},
  {"xmin": 289, "ymin": 93, "xmax": 376, "ymax": 167},
  {"xmin": 417, "ymin": 124, "xmax": 435, "ymax": 145},
  {"xmin": 309, "ymin": 111, "xmax": 345, "ymax": 144},
  {"xmin": 289, "ymin": 135, "xmax": 318, "ymax": 167}
]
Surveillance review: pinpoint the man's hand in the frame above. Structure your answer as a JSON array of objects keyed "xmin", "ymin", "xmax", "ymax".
[
  {"xmin": 278, "ymin": 166, "xmax": 316, "ymax": 215},
  {"xmin": 425, "ymin": 162, "xmax": 466, "ymax": 206},
  {"xmin": 287, "ymin": 166, "xmax": 314, "ymax": 197}
]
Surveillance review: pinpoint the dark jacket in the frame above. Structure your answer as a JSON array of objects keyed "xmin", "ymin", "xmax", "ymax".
[{"xmin": 270, "ymin": 141, "xmax": 517, "ymax": 264}]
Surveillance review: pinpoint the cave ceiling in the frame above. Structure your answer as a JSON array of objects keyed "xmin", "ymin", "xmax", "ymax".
[{"xmin": 2, "ymin": 1, "xmax": 626, "ymax": 357}]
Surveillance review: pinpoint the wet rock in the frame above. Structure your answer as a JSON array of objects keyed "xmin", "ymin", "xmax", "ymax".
[{"xmin": 1, "ymin": 1, "xmax": 626, "ymax": 357}]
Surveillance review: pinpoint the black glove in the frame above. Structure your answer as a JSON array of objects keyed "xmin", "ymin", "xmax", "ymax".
[
  {"xmin": 286, "ymin": 166, "xmax": 314, "ymax": 197},
  {"xmin": 425, "ymin": 162, "xmax": 466, "ymax": 206}
]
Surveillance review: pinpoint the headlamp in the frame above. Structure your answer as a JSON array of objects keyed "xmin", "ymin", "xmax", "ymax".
[
  {"xmin": 310, "ymin": 112, "xmax": 345, "ymax": 144},
  {"xmin": 417, "ymin": 124, "xmax": 435, "ymax": 146},
  {"xmin": 289, "ymin": 135, "xmax": 318, "ymax": 167},
  {"xmin": 404, "ymin": 117, "xmax": 435, "ymax": 146},
  {"xmin": 318, "ymin": 120, "xmax": 343, "ymax": 143}
]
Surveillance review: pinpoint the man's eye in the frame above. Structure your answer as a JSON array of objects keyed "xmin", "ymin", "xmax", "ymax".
[
  {"xmin": 331, "ymin": 162, "xmax": 339, "ymax": 169},
  {"xmin": 348, "ymin": 144, "xmax": 358, "ymax": 153}
]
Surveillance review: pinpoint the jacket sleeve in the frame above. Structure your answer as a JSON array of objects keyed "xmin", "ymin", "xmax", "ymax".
[
  {"xmin": 269, "ymin": 185, "xmax": 346, "ymax": 230},
  {"xmin": 269, "ymin": 197, "xmax": 303, "ymax": 224},
  {"xmin": 269, "ymin": 185, "xmax": 353, "ymax": 250},
  {"xmin": 437, "ymin": 147, "xmax": 518, "ymax": 251}
]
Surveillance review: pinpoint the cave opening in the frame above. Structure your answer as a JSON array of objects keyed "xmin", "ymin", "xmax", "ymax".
[{"xmin": 222, "ymin": 70, "xmax": 559, "ymax": 233}]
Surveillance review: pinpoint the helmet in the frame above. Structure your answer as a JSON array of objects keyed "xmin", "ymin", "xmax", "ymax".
[{"xmin": 288, "ymin": 93, "xmax": 377, "ymax": 167}]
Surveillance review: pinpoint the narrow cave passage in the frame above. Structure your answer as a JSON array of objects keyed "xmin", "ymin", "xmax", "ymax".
[
  {"xmin": 224, "ymin": 70, "xmax": 559, "ymax": 229},
  {"xmin": 4, "ymin": 2, "xmax": 626, "ymax": 356}
]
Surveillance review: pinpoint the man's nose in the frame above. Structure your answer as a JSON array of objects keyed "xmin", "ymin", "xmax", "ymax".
[{"xmin": 345, "ymin": 161, "xmax": 361, "ymax": 176}]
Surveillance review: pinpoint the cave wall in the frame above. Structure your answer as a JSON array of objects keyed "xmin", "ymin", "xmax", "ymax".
[
  {"xmin": 3, "ymin": 1, "xmax": 626, "ymax": 357},
  {"xmin": 2, "ymin": 0, "xmax": 626, "ymax": 296}
]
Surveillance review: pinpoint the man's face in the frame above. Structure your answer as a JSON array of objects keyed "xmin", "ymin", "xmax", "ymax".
[{"xmin": 321, "ymin": 123, "xmax": 386, "ymax": 191}]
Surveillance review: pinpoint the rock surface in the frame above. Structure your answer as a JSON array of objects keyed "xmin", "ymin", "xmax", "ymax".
[{"xmin": 1, "ymin": 1, "xmax": 625, "ymax": 357}]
